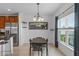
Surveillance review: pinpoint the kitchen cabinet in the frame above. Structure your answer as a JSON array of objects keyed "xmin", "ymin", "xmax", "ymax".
[
  {"xmin": 5, "ymin": 16, "xmax": 9, "ymax": 23},
  {"xmin": 9, "ymin": 16, "xmax": 18, "ymax": 23},
  {"xmin": 14, "ymin": 16, "xmax": 18, "ymax": 23},
  {"xmin": 0, "ymin": 16, "xmax": 18, "ymax": 30},
  {"xmin": 5, "ymin": 16, "xmax": 18, "ymax": 23},
  {"xmin": 0, "ymin": 16, "xmax": 5, "ymax": 29}
]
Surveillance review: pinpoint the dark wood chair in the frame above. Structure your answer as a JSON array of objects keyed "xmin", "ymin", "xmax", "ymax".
[
  {"xmin": 29, "ymin": 38, "xmax": 43, "ymax": 56},
  {"xmin": 41, "ymin": 39, "xmax": 48, "ymax": 56},
  {"xmin": 29, "ymin": 37, "xmax": 48, "ymax": 56},
  {"xmin": 32, "ymin": 44, "xmax": 43, "ymax": 56}
]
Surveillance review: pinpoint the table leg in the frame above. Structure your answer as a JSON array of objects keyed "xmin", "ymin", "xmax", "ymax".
[
  {"xmin": 46, "ymin": 43, "xmax": 48, "ymax": 56},
  {"xmin": 38, "ymin": 50, "xmax": 39, "ymax": 56},
  {"xmin": 30, "ymin": 43, "xmax": 31, "ymax": 56},
  {"xmin": 41, "ymin": 47, "xmax": 43, "ymax": 56}
]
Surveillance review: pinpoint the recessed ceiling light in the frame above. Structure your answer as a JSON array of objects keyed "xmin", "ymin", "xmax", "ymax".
[{"xmin": 8, "ymin": 9, "xmax": 11, "ymax": 11}]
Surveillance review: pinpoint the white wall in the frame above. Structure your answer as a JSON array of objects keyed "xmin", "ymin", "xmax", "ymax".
[
  {"xmin": 19, "ymin": 13, "xmax": 55, "ymax": 46},
  {"xmin": 53, "ymin": 3, "xmax": 74, "ymax": 56}
]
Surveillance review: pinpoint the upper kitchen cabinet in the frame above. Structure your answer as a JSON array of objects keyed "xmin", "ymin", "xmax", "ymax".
[
  {"xmin": 9, "ymin": 16, "xmax": 18, "ymax": 23},
  {"xmin": 5, "ymin": 16, "xmax": 9, "ymax": 23},
  {"xmin": 5, "ymin": 16, "xmax": 18, "ymax": 23},
  {"xmin": 14, "ymin": 16, "xmax": 18, "ymax": 23},
  {"xmin": 0, "ymin": 16, "xmax": 18, "ymax": 29},
  {"xmin": 0, "ymin": 16, "xmax": 5, "ymax": 29}
]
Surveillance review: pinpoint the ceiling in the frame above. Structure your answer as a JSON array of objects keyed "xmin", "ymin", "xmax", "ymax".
[{"xmin": 0, "ymin": 3, "xmax": 63, "ymax": 16}]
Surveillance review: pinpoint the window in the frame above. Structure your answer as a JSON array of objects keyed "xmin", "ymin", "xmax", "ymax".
[
  {"xmin": 58, "ymin": 17, "xmax": 65, "ymax": 28},
  {"xmin": 58, "ymin": 31, "xmax": 66, "ymax": 42},
  {"xmin": 58, "ymin": 13, "xmax": 74, "ymax": 48},
  {"xmin": 67, "ymin": 31, "xmax": 74, "ymax": 47}
]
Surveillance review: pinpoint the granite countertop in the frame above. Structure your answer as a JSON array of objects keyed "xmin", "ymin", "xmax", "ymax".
[
  {"xmin": 0, "ymin": 32, "xmax": 15, "ymax": 45},
  {"xmin": 0, "ymin": 40, "xmax": 8, "ymax": 45},
  {"xmin": 0, "ymin": 35, "xmax": 8, "ymax": 45},
  {"xmin": 0, "ymin": 37, "xmax": 8, "ymax": 45},
  {"xmin": 0, "ymin": 31, "xmax": 16, "ymax": 45}
]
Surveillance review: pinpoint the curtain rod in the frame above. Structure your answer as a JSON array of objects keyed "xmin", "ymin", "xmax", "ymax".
[{"xmin": 57, "ymin": 5, "xmax": 74, "ymax": 17}]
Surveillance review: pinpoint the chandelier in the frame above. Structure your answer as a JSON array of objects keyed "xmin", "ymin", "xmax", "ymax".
[{"xmin": 33, "ymin": 3, "xmax": 44, "ymax": 21}]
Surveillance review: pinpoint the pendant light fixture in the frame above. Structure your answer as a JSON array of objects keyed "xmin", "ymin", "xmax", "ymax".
[{"xmin": 33, "ymin": 3, "xmax": 44, "ymax": 21}]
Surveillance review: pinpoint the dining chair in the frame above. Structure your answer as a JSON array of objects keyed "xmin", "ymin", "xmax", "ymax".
[{"xmin": 29, "ymin": 38, "xmax": 43, "ymax": 56}]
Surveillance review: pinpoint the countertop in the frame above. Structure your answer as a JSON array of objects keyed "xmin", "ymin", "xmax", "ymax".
[{"xmin": 0, "ymin": 34, "xmax": 14, "ymax": 45}]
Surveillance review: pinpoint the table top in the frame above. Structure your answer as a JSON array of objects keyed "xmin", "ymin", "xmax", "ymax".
[{"xmin": 30, "ymin": 39, "xmax": 47, "ymax": 44}]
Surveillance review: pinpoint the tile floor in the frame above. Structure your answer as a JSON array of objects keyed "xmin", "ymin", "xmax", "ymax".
[{"xmin": 12, "ymin": 44, "xmax": 64, "ymax": 56}]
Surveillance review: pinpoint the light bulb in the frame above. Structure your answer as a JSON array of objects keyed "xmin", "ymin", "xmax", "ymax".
[
  {"xmin": 33, "ymin": 17, "xmax": 37, "ymax": 21},
  {"xmin": 41, "ymin": 18, "xmax": 44, "ymax": 21}
]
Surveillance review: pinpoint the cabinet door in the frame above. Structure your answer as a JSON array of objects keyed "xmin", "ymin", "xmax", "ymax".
[
  {"xmin": 5, "ymin": 16, "xmax": 10, "ymax": 23},
  {"xmin": 0, "ymin": 16, "xmax": 5, "ymax": 29},
  {"xmin": 14, "ymin": 16, "xmax": 18, "ymax": 23},
  {"xmin": 9, "ymin": 16, "xmax": 18, "ymax": 23},
  {"xmin": 9, "ymin": 16, "xmax": 15, "ymax": 23}
]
